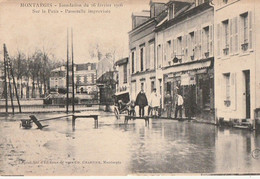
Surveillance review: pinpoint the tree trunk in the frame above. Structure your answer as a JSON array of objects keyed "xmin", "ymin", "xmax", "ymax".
[{"xmin": 20, "ymin": 77, "xmax": 23, "ymax": 99}]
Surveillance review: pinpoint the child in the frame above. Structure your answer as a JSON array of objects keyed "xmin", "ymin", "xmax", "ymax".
[{"xmin": 128, "ymin": 100, "xmax": 136, "ymax": 116}]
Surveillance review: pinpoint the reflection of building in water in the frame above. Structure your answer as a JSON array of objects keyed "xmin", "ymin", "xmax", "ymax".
[{"xmin": 215, "ymin": 129, "xmax": 260, "ymax": 173}]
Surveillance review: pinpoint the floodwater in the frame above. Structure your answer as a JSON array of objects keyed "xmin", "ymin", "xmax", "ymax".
[{"xmin": 0, "ymin": 111, "xmax": 260, "ymax": 175}]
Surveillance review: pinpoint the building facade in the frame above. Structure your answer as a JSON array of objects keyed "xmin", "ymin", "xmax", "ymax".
[
  {"xmin": 115, "ymin": 57, "xmax": 130, "ymax": 95},
  {"xmin": 49, "ymin": 63, "xmax": 97, "ymax": 94},
  {"xmin": 214, "ymin": 0, "xmax": 260, "ymax": 123},
  {"xmin": 129, "ymin": 1, "xmax": 167, "ymax": 104},
  {"xmin": 155, "ymin": 0, "xmax": 215, "ymax": 120}
]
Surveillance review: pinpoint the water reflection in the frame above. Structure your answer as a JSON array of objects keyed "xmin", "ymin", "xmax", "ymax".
[{"xmin": 0, "ymin": 112, "xmax": 260, "ymax": 175}]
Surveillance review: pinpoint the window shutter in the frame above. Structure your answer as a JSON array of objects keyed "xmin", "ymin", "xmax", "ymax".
[
  {"xmin": 188, "ymin": 34, "xmax": 191, "ymax": 57},
  {"xmin": 198, "ymin": 29, "xmax": 202, "ymax": 59},
  {"xmin": 143, "ymin": 46, "xmax": 146, "ymax": 70},
  {"xmin": 234, "ymin": 17, "xmax": 238, "ymax": 53},
  {"xmin": 201, "ymin": 29, "xmax": 205, "ymax": 57},
  {"xmin": 239, "ymin": 15, "xmax": 243, "ymax": 50},
  {"xmin": 209, "ymin": 25, "xmax": 213, "ymax": 57},
  {"xmin": 230, "ymin": 19, "xmax": 233, "ymax": 54},
  {"xmin": 173, "ymin": 39, "xmax": 177, "ymax": 56},
  {"xmin": 231, "ymin": 73, "xmax": 237, "ymax": 110},
  {"xmin": 184, "ymin": 35, "xmax": 187, "ymax": 62},
  {"xmin": 194, "ymin": 31, "xmax": 198, "ymax": 59},
  {"xmin": 217, "ymin": 23, "xmax": 220, "ymax": 56},
  {"xmin": 249, "ymin": 11, "xmax": 253, "ymax": 49}
]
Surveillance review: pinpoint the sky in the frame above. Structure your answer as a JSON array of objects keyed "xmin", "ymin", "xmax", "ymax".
[{"xmin": 0, "ymin": 0, "xmax": 150, "ymax": 64}]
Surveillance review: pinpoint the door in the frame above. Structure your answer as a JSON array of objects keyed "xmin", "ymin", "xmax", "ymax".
[{"xmin": 244, "ymin": 70, "xmax": 250, "ymax": 118}]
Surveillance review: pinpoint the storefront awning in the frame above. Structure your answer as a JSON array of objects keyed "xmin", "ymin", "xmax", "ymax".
[
  {"xmin": 163, "ymin": 58, "xmax": 213, "ymax": 75},
  {"xmin": 115, "ymin": 90, "xmax": 130, "ymax": 96}
]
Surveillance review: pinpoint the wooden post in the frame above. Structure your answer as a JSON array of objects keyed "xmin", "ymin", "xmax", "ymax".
[
  {"xmin": 3, "ymin": 44, "xmax": 8, "ymax": 113},
  {"xmin": 10, "ymin": 62, "xmax": 22, "ymax": 113},
  {"xmin": 7, "ymin": 59, "xmax": 14, "ymax": 114},
  {"xmin": 71, "ymin": 28, "xmax": 75, "ymax": 113},
  {"xmin": 66, "ymin": 28, "xmax": 69, "ymax": 113}
]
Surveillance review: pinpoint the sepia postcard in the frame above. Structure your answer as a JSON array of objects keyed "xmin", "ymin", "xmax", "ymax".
[{"xmin": 0, "ymin": 0, "xmax": 260, "ymax": 176}]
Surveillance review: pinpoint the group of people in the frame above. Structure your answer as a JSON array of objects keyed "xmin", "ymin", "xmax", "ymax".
[{"xmin": 121, "ymin": 85, "xmax": 184, "ymax": 119}]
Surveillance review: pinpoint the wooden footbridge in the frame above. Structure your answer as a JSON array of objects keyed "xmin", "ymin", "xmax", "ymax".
[{"xmin": 21, "ymin": 114, "xmax": 98, "ymax": 130}]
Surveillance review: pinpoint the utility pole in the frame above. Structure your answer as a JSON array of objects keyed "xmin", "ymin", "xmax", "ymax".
[
  {"xmin": 3, "ymin": 44, "xmax": 8, "ymax": 113},
  {"xmin": 10, "ymin": 61, "xmax": 22, "ymax": 113},
  {"xmin": 66, "ymin": 28, "xmax": 69, "ymax": 113},
  {"xmin": 71, "ymin": 28, "xmax": 75, "ymax": 113},
  {"xmin": 6, "ymin": 59, "xmax": 14, "ymax": 114}
]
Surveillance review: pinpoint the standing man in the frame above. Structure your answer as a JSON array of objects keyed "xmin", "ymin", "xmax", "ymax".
[
  {"xmin": 135, "ymin": 84, "xmax": 148, "ymax": 117},
  {"xmin": 149, "ymin": 88, "xmax": 160, "ymax": 116},
  {"xmin": 164, "ymin": 91, "xmax": 172, "ymax": 118},
  {"xmin": 174, "ymin": 91, "xmax": 184, "ymax": 119}
]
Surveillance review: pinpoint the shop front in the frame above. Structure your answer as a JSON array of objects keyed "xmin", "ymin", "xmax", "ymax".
[{"xmin": 163, "ymin": 58, "xmax": 214, "ymax": 121}]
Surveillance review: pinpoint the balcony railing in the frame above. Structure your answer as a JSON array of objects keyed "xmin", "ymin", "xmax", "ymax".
[
  {"xmin": 204, "ymin": 52, "xmax": 209, "ymax": 58},
  {"xmin": 223, "ymin": 47, "xmax": 229, "ymax": 55},
  {"xmin": 241, "ymin": 42, "xmax": 248, "ymax": 51},
  {"xmin": 224, "ymin": 100, "xmax": 231, "ymax": 107}
]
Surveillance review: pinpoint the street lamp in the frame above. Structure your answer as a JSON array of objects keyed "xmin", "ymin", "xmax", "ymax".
[{"xmin": 173, "ymin": 55, "xmax": 184, "ymax": 63}]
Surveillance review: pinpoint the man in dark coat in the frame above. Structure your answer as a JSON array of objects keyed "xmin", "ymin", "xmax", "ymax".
[{"xmin": 135, "ymin": 87, "xmax": 148, "ymax": 117}]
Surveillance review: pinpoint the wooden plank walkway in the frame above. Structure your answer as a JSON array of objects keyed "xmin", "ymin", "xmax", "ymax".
[{"xmin": 72, "ymin": 115, "xmax": 99, "ymax": 130}]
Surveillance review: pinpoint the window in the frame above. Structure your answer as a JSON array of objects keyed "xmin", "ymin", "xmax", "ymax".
[
  {"xmin": 92, "ymin": 74, "xmax": 95, "ymax": 83},
  {"xmin": 222, "ymin": 20, "xmax": 229, "ymax": 55},
  {"xmin": 140, "ymin": 47, "xmax": 144, "ymax": 71},
  {"xmin": 189, "ymin": 32, "xmax": 195, "ymax": 60},
  {"xmin": 157, "ymin": 44, "xmax": 162, "ymax": 68},
  {"xmin": 177, "ymin": 36, "xmax": 182, "ymax": 56},
  {"xmin": 224, "ymin": 73, "xmax": 230, "ymax": 101},
  {"xmin": 167, "ymin": 40, "xmax": 172, "ymax": 65},
  {"xmin": 240, "ymin": 12, "xmax": 252, "ymax": 51},
  {"xmin": 131, "ymin": 51, "xmax": 135, "ymax": 73},
  {"xmin": 84, "ymin": 76, "xmax": 87, "ymax": 83},
  {"xmin": 123, "ymin": 64, "xmax": 127, "ymax": 84},
  {"xmin": 203, "ymin": 26, "xmax": 210, "ymax": 57},
  {"xmin": 151, "ymin": 81, "xmax": 155, "ymax": 93},
  {"xmin": 76, "ymin": 76, "xmax": 80, "ymax": 83},
  {"xmin": 223, "ymin": 0, "xmax": 228, "ymax": 4},
  {"xmin": 149, "ymin": 42, "xmax": 155, "ymax": 70}
]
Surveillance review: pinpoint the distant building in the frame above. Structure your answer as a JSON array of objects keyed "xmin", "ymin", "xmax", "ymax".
[
  {"xmin": 50, "ymin": 66, "xmax": 66, "ymax": 91},
  {"xmin": 97, "ymin": 57, "xmax": 114, "ymax": 79},
  {"xmin": 115, "ymin": 57, "xmax": 129, "ymax": 96},
  {"xmin": 96, "ymin": 71, "xmax": 117, "ymax": 104},
  {"xmin": 49, "ymin": 62, "xmax": 97, "ymax": 94},
  {"xmin": 75, "ymin": 63, "xmax": 97, "ymax": 94}
]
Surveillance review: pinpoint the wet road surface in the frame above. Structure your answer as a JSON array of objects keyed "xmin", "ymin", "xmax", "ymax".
[{"xmin": 0, "ymin": 111, "xmax": 260, "ymax": 175}]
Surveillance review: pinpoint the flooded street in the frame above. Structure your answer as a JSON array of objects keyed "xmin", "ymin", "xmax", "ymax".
[{"xmin": 1, "ymin": 111, "xmax": 260, "ymax": 175}]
